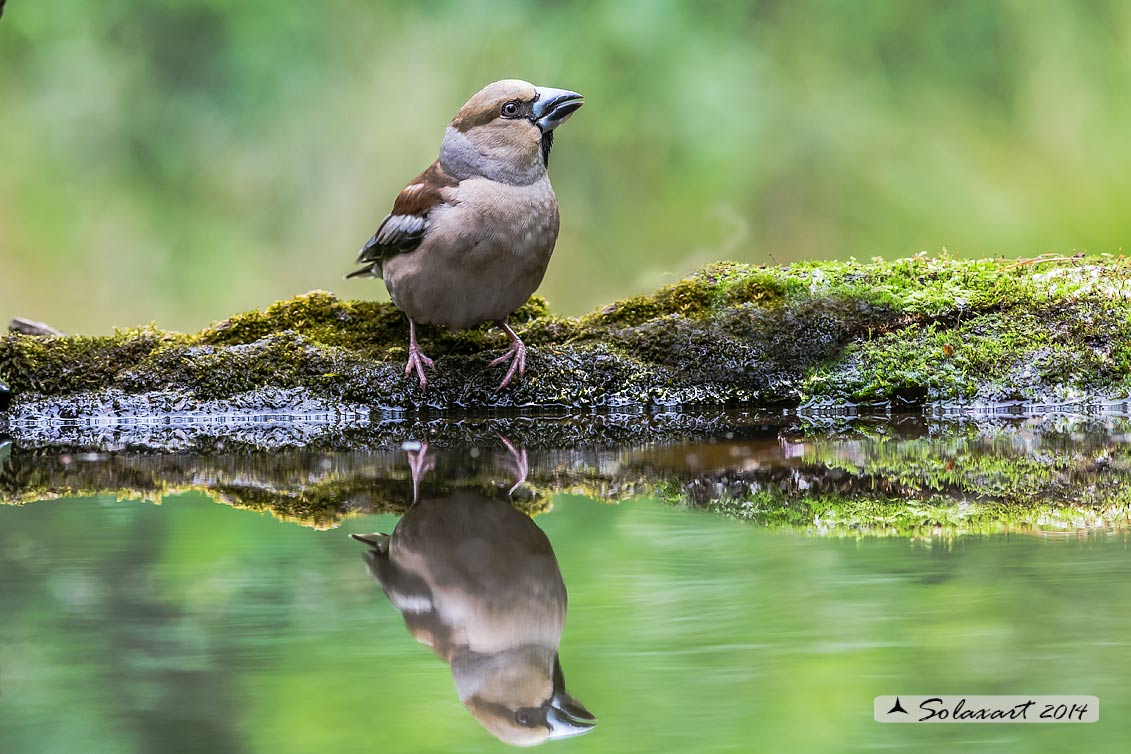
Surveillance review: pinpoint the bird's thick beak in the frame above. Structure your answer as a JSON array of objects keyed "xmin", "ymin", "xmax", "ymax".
[
  {"xmin": 546, "ymin": 691, "xmax": 596, "ymax": 739},
  {"xmin": 532, "ymin": 87, "xmax": 584, "ymax": 132}
]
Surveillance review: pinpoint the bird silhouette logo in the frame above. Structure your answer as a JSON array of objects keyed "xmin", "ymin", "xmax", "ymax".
[{"xmin": 887, "ymin": 697, "xmax": 910, "ymax": 715}]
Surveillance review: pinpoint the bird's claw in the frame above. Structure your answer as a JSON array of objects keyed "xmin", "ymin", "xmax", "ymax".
[
  {"xmin": 490, "ymin": 340, "xmax": 526, "ymax": 391},
  {"xmin": 405, "ymin": 347, "xmax": 436, "ymax": 390},
  {"xmin": 496, "ymin": 434, "xmax": 528, "ymax": 494}
]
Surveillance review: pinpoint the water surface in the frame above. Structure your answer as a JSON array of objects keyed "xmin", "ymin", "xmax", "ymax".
[{"xmin": 1, "ymin": 416, "xmax": 1130, "ymax": 752}]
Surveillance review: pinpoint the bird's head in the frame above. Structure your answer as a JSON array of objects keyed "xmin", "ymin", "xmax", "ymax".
[
  {"xmin": 457, "ymin": 651, "xmax": 596, "ymax": 747},
  {"xmin": 440, "ymin": 79, "xmax": 583, "ymax": 185}
]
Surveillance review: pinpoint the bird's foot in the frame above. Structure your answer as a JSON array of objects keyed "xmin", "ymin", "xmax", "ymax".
[
  {"xmin": 405, "ymin": 441, "xmax": 435, "ymax": 505},
  {"xmin": 404, "ymin": 346, "xmax": 436, "ymax": 390},
  {"xmin": 489, "ymin": 339, "xmax": 526, "ymax": 391},
  {"xmin": 496, "ymin": 434, "xmax": 528, "ymax": 495}
]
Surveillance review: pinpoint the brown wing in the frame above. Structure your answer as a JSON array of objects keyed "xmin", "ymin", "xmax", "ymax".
[{"xmin": 348, "ymin": 161, "xmax": 459, "ymax": 279}]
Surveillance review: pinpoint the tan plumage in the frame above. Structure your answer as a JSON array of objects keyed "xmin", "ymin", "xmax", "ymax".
[
  {"xmin": 352, "ymin": 490, "xmax": 596, "ymax": 746},
  {"xmin": 349, "ymin": 80, "xmax": 583, "ymax": 391}
]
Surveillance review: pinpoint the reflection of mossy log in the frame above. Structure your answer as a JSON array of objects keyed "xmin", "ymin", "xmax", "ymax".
[
  {"xmin": 3, "ymin": 417, "xmax": 1130, "ymax": 536},
  {"xmin": 0, "ymin": 449, "xmax": 556, "ymax": 529},
  {"xmin": 663, "ymin": 419, "xmax": 1131, "ymax": 537},
  {"xmin": 3, "ymin": 255, "xmax": 1131, "ymax": 421}
]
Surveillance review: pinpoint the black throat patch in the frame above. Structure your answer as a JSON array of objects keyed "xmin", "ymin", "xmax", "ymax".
[{"xmin": 540, "ymin": 130, "xmax": 555, "ymax": 167}]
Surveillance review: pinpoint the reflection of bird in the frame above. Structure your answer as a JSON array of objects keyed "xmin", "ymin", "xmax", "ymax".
[
  {"xmin": 348, "ymin": 79, "xmax": 584, "ymax": 391},
  {"xmin": 352, "ymin": 490, "xmax": 595, "ymax": 746}
]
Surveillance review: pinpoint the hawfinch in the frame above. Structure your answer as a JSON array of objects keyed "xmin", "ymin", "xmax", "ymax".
[
  {"xmin": 348, "ymin": 79, "xmax": 584, "ymax": 391},
  {"xmin": 351, "ymin": 492, "xmax": 596, "ymax": 746},
  {"xmin": 349, "ymin": 445, "xmax": 595, "ymax": 746}
]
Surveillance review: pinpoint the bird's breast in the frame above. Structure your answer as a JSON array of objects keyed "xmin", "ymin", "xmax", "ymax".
[
  {"xmin": 462, "ymin": 178, "xmax": 561, "ymax": 253},
  {"xmin": 383, "ymin": 177, "xmax": 561, "ymax": 330}
]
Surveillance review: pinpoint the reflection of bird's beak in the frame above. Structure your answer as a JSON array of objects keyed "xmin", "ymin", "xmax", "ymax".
[
  {"xmin": 532, "ymin": 87, "xmax": 584, "ymax": 132},
  {"xmin": 546, "ymin": 655, "xmax": 595, "ymax": 738},
  {"xmin": 546, "ymin": 691, "xmax": 597, "ymax": 739}
]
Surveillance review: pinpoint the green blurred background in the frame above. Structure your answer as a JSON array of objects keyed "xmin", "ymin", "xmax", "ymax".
[{"xmin": 2, "ymin": 0, "xmax": 1130, "ymax": 334}]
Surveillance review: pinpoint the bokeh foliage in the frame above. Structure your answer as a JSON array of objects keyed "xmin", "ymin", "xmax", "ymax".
[{"xmin": 2, "ymin": 1, "xmax": 1130, "ymax": 333}]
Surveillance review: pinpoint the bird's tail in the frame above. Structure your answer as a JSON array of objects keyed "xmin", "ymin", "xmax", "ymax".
[
  {"xmin": 345, "ymin": 262, "xmax": 381, "ymax": 280},
  {"xmin": 350, "ymin": 531, "xmax": 391, "ymax": 551}
]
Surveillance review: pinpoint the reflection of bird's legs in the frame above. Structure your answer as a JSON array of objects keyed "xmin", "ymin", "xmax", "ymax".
[
  {"xmin": 497, "ymin": 434, "xmax": 528, "ymax": 495},
  {"xmin": 490, "ymin": 320, "xmax": 526, "ymax": 391},
  {"xmin": 406, "ymin": 441, "xmax": 435, "ymax": 506}
]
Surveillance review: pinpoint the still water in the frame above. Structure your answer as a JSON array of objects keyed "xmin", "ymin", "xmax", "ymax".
[{"xmin": 1, "ymin": 416, "xmax": 1130, "ymax": 753}]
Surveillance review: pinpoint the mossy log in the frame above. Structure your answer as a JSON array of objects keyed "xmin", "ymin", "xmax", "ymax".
[{"xmin": 3, "ymin": 255, "xmax": 1131, "ymax": 434}]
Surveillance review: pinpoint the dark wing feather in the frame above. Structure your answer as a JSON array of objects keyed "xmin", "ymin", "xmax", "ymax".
[{"xmin": 348, "ymin": 161, "xmax": 458, "ymax": 279}]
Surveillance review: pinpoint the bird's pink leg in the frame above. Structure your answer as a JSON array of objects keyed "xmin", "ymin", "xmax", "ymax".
[
  {"xmin": 405, "ymin": 318, "xmax": 436, "ymax": 390},
  {"xmin": 496, "ymin": 434, "xmax": 528, "ymax": 495},
  {"xmin": 405, "ymin": 441, "xmax": 435, "ymax": 506},
  {"xmin": 489, "ymin": 320, "xmax": 526, "ymax": 390}
]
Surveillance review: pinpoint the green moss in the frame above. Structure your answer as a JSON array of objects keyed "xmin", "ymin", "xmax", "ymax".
[
  {"xmin": 199, "ymin": 291, "xmax": 402, "ymax": 352},
  {"xmin": 0, "ymin": 327, "xmax": 182, "ymax": 395},
  {"xmin": 0, "ymin": 451, "xmax": 553, "ymax": 528},
  {"xmin": 803, "ymin": 299, "xmax": 1131, "ymax": 403},
  {"xmin": 4, "ymin": 254, "xmax": 1131, "ymax": 409},
  {"xmin": 7, "ymin": 420, "xmax": 1128, "ymax": 535},
  {"xmin": 578, "ymin": 263, "xmax": 791, "ymax": 328},
  {"xmin": 718, "ymin": 272, "xmax": 792, "ymax": 307},
  {"xmin": 645, "ymin": 419, "xmax": 1131, "ymax": 537},
  {"xmin": 702, "ymin": 493, "xmax": 1128, "ymax": 539},
  {"xmin": 581, "ymin": 293, "xmax": 667, "ymax": 328},
  {"xmin": 510, "ymin": 295, "xmax": 551, "ymax": 323}
]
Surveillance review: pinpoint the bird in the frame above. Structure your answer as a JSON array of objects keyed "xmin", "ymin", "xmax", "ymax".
[
  {"xmin": 349, "ymin": 445, "xmax": 596, "ymax": 746},
  {"xmin": 347, "ymin": 79, "xmax": 584, "ymax": 391}
]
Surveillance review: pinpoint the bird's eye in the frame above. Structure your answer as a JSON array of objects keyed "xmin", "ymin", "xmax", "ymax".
[
  {"xmin": 501, "ymin": 101, "xmax": 521, "ymax": 118},
  {"xmin": 514, "ymin": 710, "xmax": 534, "ymax": 727}
]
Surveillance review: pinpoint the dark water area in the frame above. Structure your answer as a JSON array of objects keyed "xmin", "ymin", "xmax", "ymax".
[{"xmin": 1, "ymin": 413, "xmax": 1130, "ymax": 752}]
